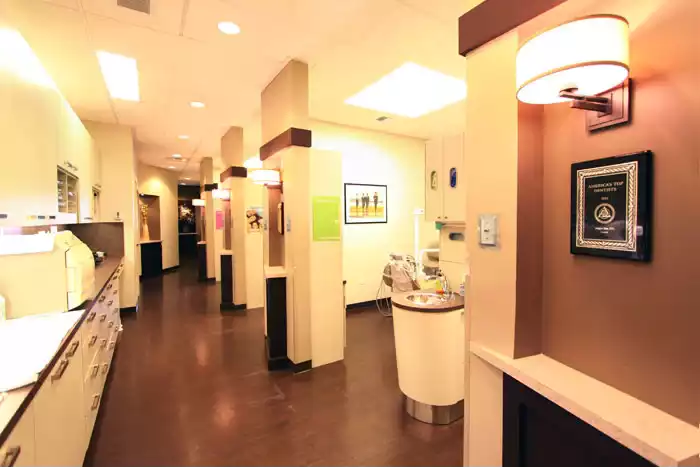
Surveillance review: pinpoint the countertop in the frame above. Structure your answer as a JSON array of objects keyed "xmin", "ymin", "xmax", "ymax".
[
  {"xmin": 471, "ymin": 343, "xmax": 700, "ymax": 466},
  {"xmin": 264, "ymin": 266, "xmax": 287, "ymax": 279},
  {"xmin": 0, "ymin": 257, "xmax": 123, "ymax": 446},
  {"xmin": 391, "ymin": 290, "xmax": 464, "ymax": 312},
  {"xmin": 138, "ymin": 240, "xmax": 162, "ymax": 245}
]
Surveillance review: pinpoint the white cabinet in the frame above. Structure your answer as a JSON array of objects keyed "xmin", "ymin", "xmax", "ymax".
[
  {"xmin": 33, "ymin": 334, "xmax": 85, "ymax": 467},
  {"xmin": 0, "ymin": 404, "xmax": 36, "ymax": 467},
  {"xmin": 425, "ymin": 134, "xmax": 466, "ymax": 223}
]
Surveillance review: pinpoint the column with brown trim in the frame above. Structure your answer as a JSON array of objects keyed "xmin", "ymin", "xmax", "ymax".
[
  {"xmin": 260, "ymin": 60, "xmax": 344, "ymax": 372},
  {"xmin": 219, "ymin": 127, "xmax": 247, "ymax": 310},
  {"xmin": 200, "ymin": 157, "xmax": 216, "ymax": 281}
]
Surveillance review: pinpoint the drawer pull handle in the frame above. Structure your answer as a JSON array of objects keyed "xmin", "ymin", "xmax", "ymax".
[
  {"xmin": 113, "ymin": 289, "xmax": 118, "ymax": 295},
  {"xmin": 100, "ymin": 314, "xmax": 107, "ymax": 322},
  {"xmin": 89, "ymin": 335, "xmax": 98, "ymax": 346},
  {"xmin": 107, "ymin": 283, "xmax": 113, "ymax": 290},
  {"xmin": 108, "ymin": 321, "xmax": 114, "ymax": 328},
  {"xmin": 1, "ymin": 446, "xmax": 21, "ymax": 467},
  {"xmin": 91, "ymin": 394, "xmax": 101, "ymax": 410},
  {"xmin": 91, "ymin": 365, "xmax": 99, "ymax": 377},
  {"xmin": 101, "ymin": 363, "xmax": 109, "ymax": 375},
  {"xmin": 100, "ymin": 339, "xmax": 107, "ymax": 349},
  {"xmin": 66, "ymin": 341, "xmax": 79, "ymax": 357},
  {"xmin": 113, "ymin": 308, "xmax": 119, "ymax": 314},
  {"xmin": 107, "ymin": 300, "xmax": 114, "ymax": 306},
  {"xmin": 98, "ymin": 296, "xmax": 106, "ymax": 303},
  {"xmin": 51, "ymin": 359, "xmax": 69, "ymax": 381},
  {"xmin": 109, "ymin": 341, "xmax": 115, "ymax": 350},
  {"xmin": 86, "ymin": 311, "xmax": 96, "ymax": 322}
]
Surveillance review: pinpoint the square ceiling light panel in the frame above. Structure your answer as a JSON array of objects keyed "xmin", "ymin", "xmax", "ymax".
[
  {"xmin": 345, "ymin": 62, "xmax": 466, "ymax": 118},
  {"xmin": 96, "ymin": 51, "xmax": 140, "ymax": 102}
]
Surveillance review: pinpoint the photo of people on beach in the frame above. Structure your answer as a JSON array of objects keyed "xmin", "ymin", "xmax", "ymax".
[{"xmin": 344, "ymin": 183, "xmax": 387, "ymax": 224}]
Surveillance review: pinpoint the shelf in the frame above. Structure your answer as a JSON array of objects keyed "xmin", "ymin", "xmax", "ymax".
[{"xmin": 470, "ymin": 343, "xmax": 700, "ymax": 466}]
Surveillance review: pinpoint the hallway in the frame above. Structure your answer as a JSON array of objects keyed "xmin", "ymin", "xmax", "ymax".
[{"xmin": 84, "ymin": 265, "xmax": 463, "ymax": 466}]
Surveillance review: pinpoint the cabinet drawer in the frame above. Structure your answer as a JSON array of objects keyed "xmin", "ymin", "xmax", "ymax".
[
  {"xmin": 34, "ymin": 333, "xmax": 85, "ymax": 467},
  {"xmin": 0, "ymin": 405, "xmax": 35, "ymax": 467}
]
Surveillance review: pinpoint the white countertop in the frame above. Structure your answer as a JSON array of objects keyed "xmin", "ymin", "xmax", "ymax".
[
  {"xmin": 264, "ymin": 266, "xmax": 287, "ymax": 278},
  {"xmin": 471, "ymin": 342, "xmax": 700, "ymax": 467},
  {"xmin": 0, "ymin": 311, "xmax": 84, "ymax": 439}
]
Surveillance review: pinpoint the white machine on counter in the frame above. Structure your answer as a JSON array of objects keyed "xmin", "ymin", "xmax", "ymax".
[{"xmin": 0, "ymin": 231, "xmax": 95, "ymax": 318}]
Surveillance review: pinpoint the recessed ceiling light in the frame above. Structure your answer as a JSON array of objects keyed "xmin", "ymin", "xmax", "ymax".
[
  {"xmin": 218, "ymin": 21, "xmax": 241, "ymax": 35},
  {"xmin": 96, "ymin": 51, "xmax": 140, "ymax": 102},
  {"xmin": 178, "ymin": 135, "xmax": 189, "ymax": 140},
  {"xmin": 184, "ymin": 177, "xmax": 191, "ymax": 180},
  {"xmin": 168, "ymin": 166, "xmax": 176, "ymax": 169},
  {"xmin": 190, "ymin": 101, "xmax": 205, "ymax": 108},
  {"xmin": 345, "ymin": 62, "xmax": 466, "ymax": 118},
  {"xmin": 172, "ymin": 154, "xmax": 182, "ymax": 159}
]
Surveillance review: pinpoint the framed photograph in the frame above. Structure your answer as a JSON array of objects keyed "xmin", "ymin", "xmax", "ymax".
[
  {"xmin": 344, "ymin": 183, "xmax": 387, "ymax": 224},
  {"xmin": 570, "ymin": 150, "xmax": 653, "ymax": 261}
]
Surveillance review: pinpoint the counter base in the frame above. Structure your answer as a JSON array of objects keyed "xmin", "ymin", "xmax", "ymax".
[{"xmin": 405, "ymin": 396, "xmax": 464, "ymax": 425}]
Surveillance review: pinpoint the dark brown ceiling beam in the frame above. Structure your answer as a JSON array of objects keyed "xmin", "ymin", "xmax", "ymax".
[
  {"xmin": 458, "ymin": 0, "xmax": 567, "ymax": 56},
  {"xmin": 259, "ymin": 127, "xmax": 312, "ymax": 161},
  {"xmin": 219, "ymin": 166, "xmax": 248, "ymax": 183}
]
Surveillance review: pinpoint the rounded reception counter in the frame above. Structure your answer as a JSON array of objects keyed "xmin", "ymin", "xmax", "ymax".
[{"xmin": 391, "ymin": 290, "xmax": 465, "ymax": 425}]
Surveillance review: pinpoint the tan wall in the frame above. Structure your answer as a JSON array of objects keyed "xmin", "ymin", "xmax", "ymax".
[
  {"xmin": 311, "ymin": 120, "xmax": 438, "ymax": 304},
  {"xmin": 541, "ymin": 0, "xmax": 700, "ymax": 425},
  {"xmin": 137, "ymin": 163, "xmax": 180, "ymax": 270},
  {"xmin": 261, "ymin": 60, "xmax": 309, "ymax": 142},
  {"xmin": 84, "ymin": 121, "xmax": 139, "ymax": 309},
  {"xmin": 244, "ymin": 180, "xmax": 264, "ymax": 309}
]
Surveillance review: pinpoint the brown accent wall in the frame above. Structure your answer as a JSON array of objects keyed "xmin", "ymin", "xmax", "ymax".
[
  {"xmin": 514, "ymin": 103, "xmax": 544, "ymax": 358},
  {"xmin": 540, "ymin": 0, "xmax": 700, "ymax": 425}
]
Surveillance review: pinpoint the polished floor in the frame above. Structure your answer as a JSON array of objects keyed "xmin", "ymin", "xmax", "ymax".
[{"xmin": 85, "ymin": 262, "xmax": 463, "ymax": 466}]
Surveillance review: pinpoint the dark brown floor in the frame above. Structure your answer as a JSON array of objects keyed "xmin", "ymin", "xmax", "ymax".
[{"xmin": 85, "ymin": 261, "xmax": 463, "ymax": 466}]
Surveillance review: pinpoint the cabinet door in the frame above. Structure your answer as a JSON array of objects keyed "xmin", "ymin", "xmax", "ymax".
[
  {"xmin": 425, "ymin": 139, "xmax": 444, "ymax": 222},
  {"xmin": 34, "ymin": 335, "xmax": 86, "ymax": 467},
  {"xmin": 0, "ymin": 404, "xmax": 36, "ymax": 467},
  {"xmin": 442, "ymin": 133, "xmax": 466, "ymax": 223}
]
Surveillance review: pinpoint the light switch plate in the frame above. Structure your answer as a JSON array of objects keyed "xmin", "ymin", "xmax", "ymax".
[{"xmin": 478, "ymin": 214, "xmax": 498, "ymax": 246}]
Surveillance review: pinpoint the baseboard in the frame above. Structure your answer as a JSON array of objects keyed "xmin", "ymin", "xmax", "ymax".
[
  {"xmin": 163, "ymin": 265, "xmax": 180, "ymax": 274},
  {"xmin": 220, "ymin": 302, "xmax": 246, "ymax": 312},
  {"xmin": 290, "ymin": 360, "xmax": 312, "ymax": 374},
  {"xmin": 199, "ymin": 277, "xmax": 216, "ymax": 283},
  {"xmin": 346, "ymin": 300, "xmax": 378, "ymax": 310},
  {"xmin": 120, "ymin": 306, "xmax": 137, "ymax": 313}
]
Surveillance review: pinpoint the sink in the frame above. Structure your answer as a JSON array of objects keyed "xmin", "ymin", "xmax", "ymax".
[{"xmin": 405, "ymin": 292, "xmax": 448, "ymax": 306}]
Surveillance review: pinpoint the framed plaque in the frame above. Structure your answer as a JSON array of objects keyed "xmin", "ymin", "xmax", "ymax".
[{"xmin": 570, "ymin": 151, "xmax": 653, "ymax": 261}]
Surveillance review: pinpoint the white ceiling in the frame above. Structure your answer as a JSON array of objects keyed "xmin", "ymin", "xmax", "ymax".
[{"xmin": 4, "ymin": 0, "xmax": 467, "ymax": 179}]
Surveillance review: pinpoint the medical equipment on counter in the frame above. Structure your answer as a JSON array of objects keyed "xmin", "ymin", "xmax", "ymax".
[
  {"xmin": 376, "ymin": 253, "xmax": 419, "ymax": 317},
  {"xmin": 0, "ymin": 231, "xmax": 95, "ymax": 318}
]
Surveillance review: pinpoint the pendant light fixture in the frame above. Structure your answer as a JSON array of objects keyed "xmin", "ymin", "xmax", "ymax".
[{"xmin": 516, "ymin": 15, "xmax": 630, "ymax": 117}]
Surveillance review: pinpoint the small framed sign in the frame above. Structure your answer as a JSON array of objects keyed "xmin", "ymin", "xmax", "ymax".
[{"xmin": 570, "ymin": 151, "xmax": 653, "ymax": 261}]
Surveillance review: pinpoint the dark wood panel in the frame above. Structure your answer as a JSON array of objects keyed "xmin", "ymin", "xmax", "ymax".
[
  {"xmin": 266, "ymin": 277, "xmax": 288, "ymax": 370},
  {"xmin": 503, "ymin": 375, "xmax": 655, "ymax": 467},
  {"xmin": 220, "ymin": 253, "xmax": 233, "ymax": 306},
  {"xmin": 219, "ymin": 166, "xmax": 248, "ymax": 182},
  {"xmin": 139, "ymin": 242, "xmax": 163, "ymax": 279},
  {"xmin": 259, "ymin": 127, "xmax": 312, "ymax": 161},
  {"xmin": 458, "ymin": 0, "xmax": 567, "ymax": 56},
  {"xmin": 197, "ymin": 242, "xmax": 207, "ymax": 282},
  {"xmin": 202, "ymin": 183, "xmax": 218, "ymax": 192}
]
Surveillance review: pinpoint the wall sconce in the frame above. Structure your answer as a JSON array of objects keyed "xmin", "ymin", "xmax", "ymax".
[
  {"xmin": 249, "ymin": 169, "xmax": 281, "ymax": 186},
  {"xmin": 212, "ymin": 188, "xmax": 231, "ymax": 200},
  {"xmin": 516, "ymin": 15, "xmax": 631, "ymax": 130},
  {"xmin": 192, "ymin": 199, "xmax": 205, "ymax": 207}
]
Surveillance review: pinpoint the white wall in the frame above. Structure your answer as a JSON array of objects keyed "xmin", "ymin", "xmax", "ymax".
[
  {"xmin": 311, "ymin": 120, "xmax": 437, "ymax": 305},
  {"xmin": 137, "ymin": 163, "xmax": 180, "ymax": 270},
  {"xmin": 83, "ymin": 121, "xmax": 139, "ymax": 310}
]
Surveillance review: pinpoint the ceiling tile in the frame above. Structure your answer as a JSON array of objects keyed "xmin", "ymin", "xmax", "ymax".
[{"xmin": 81, "ymin": 0, "xmax": 186, "ymax": 35}]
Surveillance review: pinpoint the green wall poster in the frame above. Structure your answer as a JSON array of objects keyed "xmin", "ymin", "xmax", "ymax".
[{"xmin": 312, "ymin": 196, "xmax": 341, "ymax": 242}]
